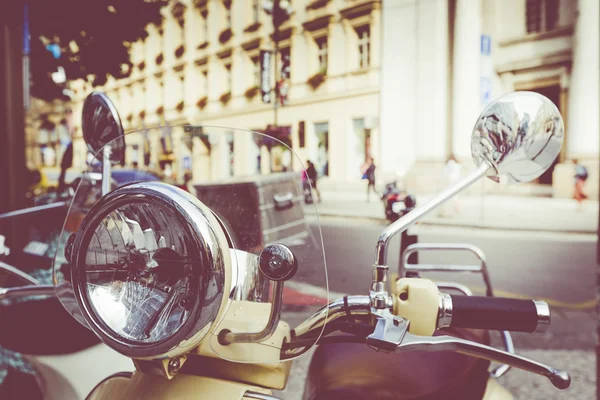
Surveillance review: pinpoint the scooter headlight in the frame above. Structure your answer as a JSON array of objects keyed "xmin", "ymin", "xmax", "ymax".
[{"xmin": 67, "ymin": 182, "xmax": 227, "ymax": 359}]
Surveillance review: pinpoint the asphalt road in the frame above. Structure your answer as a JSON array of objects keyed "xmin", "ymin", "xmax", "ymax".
[
  {"xmin": 289, "ymin": 216, "xmax": 597, "ymax": 351},
  {"xmin": 297, "ymin": 216, "xmax": 596, "ymax": 305}
]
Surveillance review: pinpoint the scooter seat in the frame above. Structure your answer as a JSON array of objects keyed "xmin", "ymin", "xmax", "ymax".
[{"xmin": 303, "ymin": 327, "xmax": 491, "ymax": 400}]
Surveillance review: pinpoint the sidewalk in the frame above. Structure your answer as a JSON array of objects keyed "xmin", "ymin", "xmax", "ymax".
[{"xmin": 304, "ymin": 190, "xmax": 599, "ymax": 234}]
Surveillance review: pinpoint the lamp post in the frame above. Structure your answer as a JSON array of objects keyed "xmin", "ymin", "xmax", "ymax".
[{"xmin": 263, "ymin": 0, "xmax": 292, "ymax": 129}]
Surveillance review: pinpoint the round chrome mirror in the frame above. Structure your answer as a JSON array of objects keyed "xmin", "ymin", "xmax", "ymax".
[
  {"xmin": 471, "ymin": 91, "xmax": 564, "ymax": 183},
  {"xmin": 82, "ymin": 92, "xmax": 125, "ymax": 165}
]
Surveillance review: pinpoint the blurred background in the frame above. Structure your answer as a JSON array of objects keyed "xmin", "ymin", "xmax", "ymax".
[
  {"xmin": 11, "ymin": 0, "xmax": 599, "ymax": 198},
  {"xmin": 0, "ymin": 0, "xmax": 598, "ymax": 399}
]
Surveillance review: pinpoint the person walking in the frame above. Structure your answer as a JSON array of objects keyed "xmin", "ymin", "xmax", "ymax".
[
  {"xmin": 573, "ymin": 159, "xmax": 589, "ymax": 211},
  {"xmin": 365, "ymin": 157, "xmax": 378, "ymax": 202},
  {"xmin": 306, "ymin": 160, "xmax": 321, "ymax": 202}
]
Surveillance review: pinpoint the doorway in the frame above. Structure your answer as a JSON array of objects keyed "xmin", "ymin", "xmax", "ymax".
[
  {"xmin": 530, "ymin": 84, "xmax": 561, "ymax": 185},
  {"xmin": 314, "ymin": 122, "xmax": 329, "ymax": 177}
]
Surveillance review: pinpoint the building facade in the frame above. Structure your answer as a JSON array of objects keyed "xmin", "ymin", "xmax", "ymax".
[
  {"xmin": 61, "ymin": 0, "xmax": 598, "ymax": 198},
  {"xmin": 381, "ymin": 0, "xmax": 599, "ymax": 198},
  {"xmin": 66, "ymin": 0, "xmax": 383, "ymax": 185}
]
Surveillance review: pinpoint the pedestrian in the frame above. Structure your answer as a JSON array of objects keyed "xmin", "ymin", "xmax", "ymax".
[
  {"xmin": 365, "ymin": 157, "xmax": 378, "ymax": 202},
  {"xmin": 306, "ymin": 160, "xmax": 321, "ymax": 202},
  {"xmin": 176, "ymin": 172, "xmax": 192, "ymax": 193},
  {"xmin": 573, "ymin": 159, "xmax": 589, "ymax": 210}
]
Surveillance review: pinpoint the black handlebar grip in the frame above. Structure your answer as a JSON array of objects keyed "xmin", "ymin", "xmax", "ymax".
[{"xmin": 447, "ymin": 295, "xmax": 550, "ymax": 333}]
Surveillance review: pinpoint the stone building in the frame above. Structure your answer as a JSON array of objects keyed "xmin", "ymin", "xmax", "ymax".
[{"xmin": 64, "ymin": 0, "xmax": 598, "ymax": 198}]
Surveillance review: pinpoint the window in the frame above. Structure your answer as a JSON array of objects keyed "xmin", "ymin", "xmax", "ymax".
[
  {"xmin": 314, "ymin": 122, "xmax": 329, "ymax": 177},
  {"xmin": 203, "ymin": 15, "xmax": 209, "ymax": 42},
  {"xmin": 252, "ymin": 57, "xmax": 261, "ymax": 86},
  {"xmin": 202, "ymin": 70, "xmax": 209, "ymax": 96},
  {"xmin": 180, "ymin": 76, "xmax": 185, "ymax": 104},
  {"xmin": 252, "ymin": 0, "xmax": 260, "ymax": 23},
  {"xmin": 357, "ymin": 26, "xmax": 370, "ymax": 69},
  {"xmin": 178, "ymin": 16, "xmax": 185, "ymax": 45},
  {"xmin": 280, "ymin": 48, "xmax": 291, "ymax": 80},
  {"xmin": 526, "ymin": 0, "xmax": 559, "ymax": 33},
  {"xmin": 225, "ymin": 2, "xmax": 232, "ymax": 29},
  {"xmin": 316, "ymin": 37, "xmax": 328, "ymax": 73},
  {"xmin": 298, "ymin": 121, "xmax": 305, "ymax": 148},
  {"xmin": 225, "ymin": 63, "xmax": 232, "ymax": 92}
]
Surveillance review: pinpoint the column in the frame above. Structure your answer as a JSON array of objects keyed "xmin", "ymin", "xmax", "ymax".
[
  {"xmin": 451, "ymin": 0, "xmax": 483, "ymax": 159},
  {"xmin": 567, "ymin": 0, "xmax": 599, "ymax": 159},
  {"xmin": 416, "ymin": 0, "xmax": 448, "ymax": 160},
  {"xmin": 379, "ymin": 0, "xmax": 418, "ymax": 176}
]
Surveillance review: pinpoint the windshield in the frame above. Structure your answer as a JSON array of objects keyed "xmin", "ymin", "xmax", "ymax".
[{"xmin": 52, "ymin": 125, "xmax": 328, "ymax": 363}]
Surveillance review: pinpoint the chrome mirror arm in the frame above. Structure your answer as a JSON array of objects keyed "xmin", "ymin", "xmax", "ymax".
[
  {"xmin": 0, "ymin": 284, "xmax": 55, "ymax": 301},
  {"xmin": 374, "ymin": 163, "xmax": 492, "ymax": 267},
  {"xmin": 102, "ymin": 145, "xmax": 112, "ymax": 196},
  {"xmin": 398, "ymin": 332, "xmax": 571, "ymax": 390}
]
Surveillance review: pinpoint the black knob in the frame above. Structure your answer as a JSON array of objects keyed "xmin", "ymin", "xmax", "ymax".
[{"xmin": 258, "ymin": 244, "xmax": 298, "ymax": 281}]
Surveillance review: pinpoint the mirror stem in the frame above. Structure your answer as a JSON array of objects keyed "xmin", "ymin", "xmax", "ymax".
[
  {"xmin": 102, "ymin": 145, "xmax": 112, "ymax": 196},
  {"xmin": 374, "ymin": 162, "xmax": 491, "ymax": 267}
]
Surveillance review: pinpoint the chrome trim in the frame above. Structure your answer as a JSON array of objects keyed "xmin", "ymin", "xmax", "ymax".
[
  {"xmin": 490, "ymin": 332, "xmax": 515, "ymax": 379},
  {"xmin": 0, "ymin": 284, "xmax": 55, "ymax": 301},
  {"xmin": 434, "ymin": 282, "xmax": 474, "ymax": 296},
  {"xmin": 437, "ymin": 292, "xmax": 453, "ymax": 329},
  {"xmin": 244, "ymin": 392, "xmax": 282, "ymax": 400},
  {"xmin": 228, "ymin": 249, "xmax": 269, "ymax": 302},
  {"xmin": 220, "ymin": 280, "xmax": 283, "ymax": 345},
  {"xmin": 533, "ymin": 300, "xmax": 551, "ymax": 333},
  {"xmin": 0, "ymin": 261, "xmax": 40, "ymax": 285},
  {"xmin": 397, "ymin": 332, "xmax": 570, "ymax": 390},
  {"xmin": 258, "ymin": 195, "xmax": 304, "ymax": 211},
  {"xmin": 401, "ymin": 243, "xmax": 493, "ymax": 296},
  {"xmin": 471, "ymin": 91, "xmax": 564, "ymax": 185},
  {"xmin": 375, "ymin": 163, "xmax": 490, "ymax": 267},
  {"xmin": 284, "ymin": 295, "xmax": 371, "ymax": 356},
  {"xmin": 402, "ymin": 244, "xmax": 514, "ymax": 378},
  {"xmin": 69, "ymin": 182, "xmax": 227, "ymax": 359},
  {"xmin": 0, "ymin": 202, "xmax": 68, "ymax": 220},
  {"xmin": 101, "ymin": 145, "xmax": 112, "ymax": 196}
]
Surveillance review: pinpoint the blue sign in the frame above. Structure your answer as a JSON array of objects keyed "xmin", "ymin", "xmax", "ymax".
[
  {"xmin": 23, "ymin": 4, "xmax": 30, "ymax": 54},
  {"xmin": 183, "ymin": 156, "xmax": 191, "ymax": 170},
  {"xmin": 46, "ymin": 43, "xmax": 61, "ymax": 59},
  {"xmin": 480, "ymin": 35, "xmax": 491, "ymax": 56},
  {"xmin": 480, "ymin": 77, "xmax": 492, "ymax": 105}
]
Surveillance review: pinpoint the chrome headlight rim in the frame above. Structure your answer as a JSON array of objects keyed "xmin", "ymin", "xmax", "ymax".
[{"xmin": 70, "ymin": 182, "xmax": 226, "ymax": 359}]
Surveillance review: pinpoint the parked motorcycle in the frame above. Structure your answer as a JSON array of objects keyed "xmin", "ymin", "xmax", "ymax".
[
  {"xmin": 381, "ymin": 181, "xmax": 416, "ymax": 223},
  {"xmin": 1, "ymin": 91, "xmax": 570, "ymax": 399}
]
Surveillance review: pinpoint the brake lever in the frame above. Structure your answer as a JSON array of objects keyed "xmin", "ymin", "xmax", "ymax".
[{"xmin": 398, "ymin": 332, "xmax": 571, "ymax": 389}]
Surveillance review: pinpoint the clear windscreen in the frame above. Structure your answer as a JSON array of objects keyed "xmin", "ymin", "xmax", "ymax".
[{"xmin": 52, "ymin": 125, "xmax": 328, "ymax": 362}]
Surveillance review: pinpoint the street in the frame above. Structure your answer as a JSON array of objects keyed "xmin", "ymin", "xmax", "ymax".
[
  {"xmin": 276, "ymin": 216, "xmax": 597, "ymax": 400},
  {"xmin": 301, "ymin": 216, "xmax": 596, "ymax": 305},
  {"xmin": 290, "ymin": 216, "xmax": 597, "ymax": 351}
]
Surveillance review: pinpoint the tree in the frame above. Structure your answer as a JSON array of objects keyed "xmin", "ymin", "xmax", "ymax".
[{"xmin": 27, "ymin": 0, "xmax": 167, "ymax": 101}]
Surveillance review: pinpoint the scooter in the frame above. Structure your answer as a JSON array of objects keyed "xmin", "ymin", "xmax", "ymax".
[
  {"xmin": 381, "ymin": 181, "xmax": 417, "ymax": 223},
  {"xmin": 1, "ymin": 91, "xmax": 570, "ymax": 399}
]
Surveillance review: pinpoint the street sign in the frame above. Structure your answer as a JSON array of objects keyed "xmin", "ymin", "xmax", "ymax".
[
  {"xmin": 480, "ymin": 77, "xmax": 492, "ymax": 105},
  {"xmin": 480, "ymin": 34, "xmax": 491, "ymax": 56},
  {"xmin": 480, "ymin": 35, "xmax": 492, "ymax": 106},
  {"xmin": 260, "ymin": 50, "xmax": 272, "ymax": 104},
  {"xmin": 183, "ymin": 156, "xmax": 191, "ymax": 170}
]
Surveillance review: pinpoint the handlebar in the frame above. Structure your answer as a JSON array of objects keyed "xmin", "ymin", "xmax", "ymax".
[
  {"xmin": 438, "ymin": 293, "xmax": 550, "ymax": 333},
  {"xmin": 284, "ymin": 288, "xmax": 569, "ymax": 389}
]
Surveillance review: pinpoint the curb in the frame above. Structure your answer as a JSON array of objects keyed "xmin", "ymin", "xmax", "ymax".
[{"xmin": 305, "ymin": 211, "xmax": 597, "ymax": 235}]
